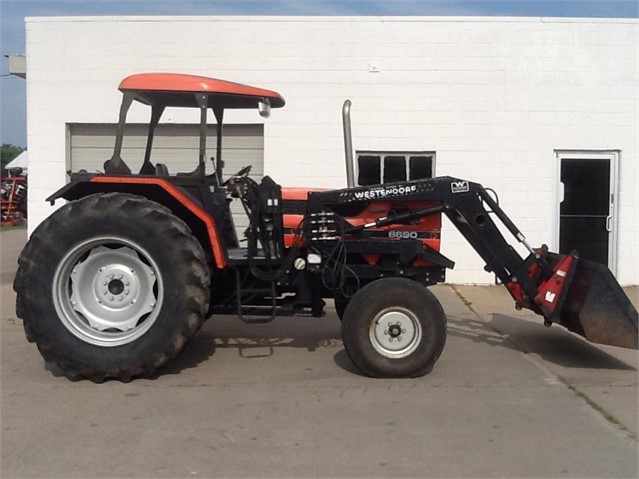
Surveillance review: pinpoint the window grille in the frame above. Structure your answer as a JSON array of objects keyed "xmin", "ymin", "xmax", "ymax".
[{"xmin": 356, "ymin": 152, "xmax": 435, "ymax": 186}]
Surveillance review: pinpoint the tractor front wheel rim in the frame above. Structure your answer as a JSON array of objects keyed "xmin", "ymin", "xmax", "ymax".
[{"xmin": 369, "ymin": 307, "xmax": 422, "ymax": 359}]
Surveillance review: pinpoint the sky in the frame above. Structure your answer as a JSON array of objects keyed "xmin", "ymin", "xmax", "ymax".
[{"xmin": 1, "ymin": 0, "xmax": 638, "ymax": 148}]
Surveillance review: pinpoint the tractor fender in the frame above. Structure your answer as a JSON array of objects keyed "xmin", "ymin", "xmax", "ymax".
[{"xmin": 46, "ymin": 176, "xmax": 227, "ymax": 269}]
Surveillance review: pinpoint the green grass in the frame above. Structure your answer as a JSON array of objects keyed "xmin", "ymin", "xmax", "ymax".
[
  {"xmin": 451, "ymin": 285, "xmax": 473, "ymax": 308},
  {"xmin": 1, "ymin": 224, "xmax": 27, "ymax": 232},
  {"xmin": 568, "ymin": 385, "xmax": 619, "ymax": 425}
]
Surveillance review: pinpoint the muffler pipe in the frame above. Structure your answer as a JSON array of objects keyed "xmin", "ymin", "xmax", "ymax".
[{"xmin": 342, "ymin": 100, "xmax": 355, "ymax": 188}]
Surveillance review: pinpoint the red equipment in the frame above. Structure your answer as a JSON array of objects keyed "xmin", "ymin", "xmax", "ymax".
[{"xmin": 1, "ymin": 174, "xmax": 27, "ymax": 227}]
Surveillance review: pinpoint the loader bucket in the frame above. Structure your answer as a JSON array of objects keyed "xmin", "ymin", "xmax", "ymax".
[{"xmin": 549, "ymin": 254, "xmax": 638, "ymax": 349}]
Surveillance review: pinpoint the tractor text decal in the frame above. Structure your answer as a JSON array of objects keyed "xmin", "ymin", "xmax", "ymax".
[{"xmin": 353, "ymin": 184, "xmax": 417, "ymax": 200}]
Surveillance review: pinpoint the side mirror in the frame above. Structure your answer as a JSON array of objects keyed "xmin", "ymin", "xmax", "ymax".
[{"xmin": 258, "ymin": 99, "xmax": 271, "ymax": 118}]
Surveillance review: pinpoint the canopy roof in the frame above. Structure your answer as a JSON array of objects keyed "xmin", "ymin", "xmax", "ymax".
[{"xmin": 119, "ymin": 73, "xmax": 285, "ymax": 109}]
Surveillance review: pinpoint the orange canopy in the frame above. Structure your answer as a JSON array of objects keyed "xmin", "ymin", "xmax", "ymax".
[{"xmin": 119, "ymin": 73, "xmax": 285, "ymax": 109}]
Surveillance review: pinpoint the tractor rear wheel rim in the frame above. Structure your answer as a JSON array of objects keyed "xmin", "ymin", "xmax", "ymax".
[
  {"xmin": 369, "ymin": 307, "xmax": 422, "ymax": 359},
  {"xmin": 53, "ymin": 236, "xmax": 164, "ymax": 347}
]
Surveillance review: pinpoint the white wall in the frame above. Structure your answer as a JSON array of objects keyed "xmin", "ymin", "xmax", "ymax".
[{"xmin": 26, "ymin": 16, "xmax": 639, "ymax": 284}]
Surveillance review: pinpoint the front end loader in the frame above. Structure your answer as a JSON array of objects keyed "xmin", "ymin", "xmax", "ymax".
[{"xmin": 13, "ymin": 73, "xmax": 638, "ymax": 381}]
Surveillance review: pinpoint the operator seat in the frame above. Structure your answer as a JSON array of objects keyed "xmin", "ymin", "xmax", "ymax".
[
  {"xmin": 155, "ymin": 163, "xmax": 170, "ymax": 176},
  {"xmin": 103, "ymin": 156, "xmax": 131, "ymax": 175}
]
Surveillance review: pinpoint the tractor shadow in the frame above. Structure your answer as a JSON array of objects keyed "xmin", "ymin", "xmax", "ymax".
[
  {"xmin": 446, "ymin": 313, "xmax": 635, "ymax": 371},
  {"xmin": 161, "ymin": 310, "xmax": 635, "ymax": 379},
  {"xmin": 45, "ymin": 315, "xmax": 344, "ymax": 382},
  {"xmin": 46, "ymin": 311, "xmax": 632, "ymax": 382},
  {"xmin": 157, "ymin": 314, "xmax": 344, "ymax": 376},
  {"xmin": 332, "ymin": 350, "xmax": 365, "ymax": 376}
]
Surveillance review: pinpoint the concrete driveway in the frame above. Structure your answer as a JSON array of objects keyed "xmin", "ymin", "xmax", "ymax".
[{"xmin": 1, "ymin": 227, "xmax": 637, "ymax": 478}]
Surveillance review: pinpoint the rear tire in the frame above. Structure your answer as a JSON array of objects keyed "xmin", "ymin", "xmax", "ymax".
[
  {"xmin": 341, "ymin": 278, "xmax": 446, "ymax": 378},
  {"xmin": 14, "ymin": 193, "xmax": 210, "ymax": 381}
]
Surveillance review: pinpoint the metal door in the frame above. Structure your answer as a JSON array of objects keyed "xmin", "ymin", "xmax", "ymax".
[{"xmin": 556, "ymin": 152, "xmax": 618, "ymax": 271}]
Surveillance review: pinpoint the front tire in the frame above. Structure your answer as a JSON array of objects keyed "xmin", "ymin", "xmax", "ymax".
[
  {"xmin": 341, "ymin": 278, "xmax": 447, "ymax": 378},
  {"xmin": 14, "ymin": 193, "xmax": 210, "ymax": 381},
  {"xmin": 334, "ymin": 295, "xmax": 349, "ymax": 321}
]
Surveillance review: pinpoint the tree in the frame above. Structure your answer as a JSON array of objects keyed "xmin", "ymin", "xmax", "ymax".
[{"xmin": 1, "ymin": 144, "xmax": 25, "ymax": 173}]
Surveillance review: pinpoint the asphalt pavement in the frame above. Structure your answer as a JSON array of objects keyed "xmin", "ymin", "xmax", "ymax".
[{"xmin": 1, "ymin": 227, "xmax": 637, "ymax": 478}]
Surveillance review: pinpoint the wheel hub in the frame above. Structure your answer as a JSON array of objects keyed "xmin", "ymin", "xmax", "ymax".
[
  {"xmin": 107, "ymin": 278, "xmax": 125, "ymax": 295},
  {"xmin": 93, "ymin": 265, "xmax": 138, "ymax": 309},
  {"xmin": 388, "ymin": 324, "xmax": 403, "ymax": 338}
]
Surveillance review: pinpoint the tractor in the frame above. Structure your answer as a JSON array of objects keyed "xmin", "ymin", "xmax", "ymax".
[{"xmin": 14, "ymin": 73, "xmax": 638, "ymax": 381}]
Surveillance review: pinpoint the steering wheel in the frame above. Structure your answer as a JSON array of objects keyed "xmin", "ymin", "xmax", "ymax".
[
  {"xmin": 224, "ymin": 165, "xmax": 254, "ymax": 197},
  {"xmin": 234, "ymin": 165, "xmax": 252, "ymax": 178},
  {"xmin": 224, "ymin": 165, "xmax": 252, "ymax": 184}
]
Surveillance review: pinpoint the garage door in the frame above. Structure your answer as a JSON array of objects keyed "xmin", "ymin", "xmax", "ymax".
[{"xmin": 69, "ymin": 123, "xmax": 264, "ymax": 240}]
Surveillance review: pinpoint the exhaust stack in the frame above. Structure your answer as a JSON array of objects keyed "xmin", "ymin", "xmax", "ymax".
[{"xmin": 342, "ymin": 100, "xmax": 355, "ymax": 187}]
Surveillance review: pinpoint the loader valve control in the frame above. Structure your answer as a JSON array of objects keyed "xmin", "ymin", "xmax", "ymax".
[{"xmin": 308, "ymin": 211, "xmax": 339, "ymax": 242}]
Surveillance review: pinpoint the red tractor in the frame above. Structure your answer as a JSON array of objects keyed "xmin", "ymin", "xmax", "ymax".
[{"xmin": 14, "ymin": 73, "xmax": 638, "ymax": 382}]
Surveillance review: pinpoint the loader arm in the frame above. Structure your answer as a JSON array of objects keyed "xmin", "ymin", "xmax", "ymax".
[
  {"xmin": 437, "ymin": 180, "xmax": 547, "ymax": 311},
  {"xmin": 439, "ymin": 180, "xmax": 638, "ymax": 349},
  {"xmin": 307, "ymin": 176, "xmax": 638, "ymax": 349},
  {"xmin": 311, "ymin": 176, "xmax": 541, "ymax": 304}
]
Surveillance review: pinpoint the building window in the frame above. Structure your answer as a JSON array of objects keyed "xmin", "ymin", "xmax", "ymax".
[{"xmin": 356, "ymin": 151, "xmax": 435, "ymax": 186}]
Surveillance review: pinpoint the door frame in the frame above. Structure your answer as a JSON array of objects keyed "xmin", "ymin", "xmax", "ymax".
[{"xmin": 553, "ymin": 150, "xmax": 619, "ymax": 274}]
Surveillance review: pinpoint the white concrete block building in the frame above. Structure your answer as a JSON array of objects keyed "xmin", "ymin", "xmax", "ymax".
[{"xmin": 25, "ymin": 16, "xmax": 638, "ymax": 284}]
